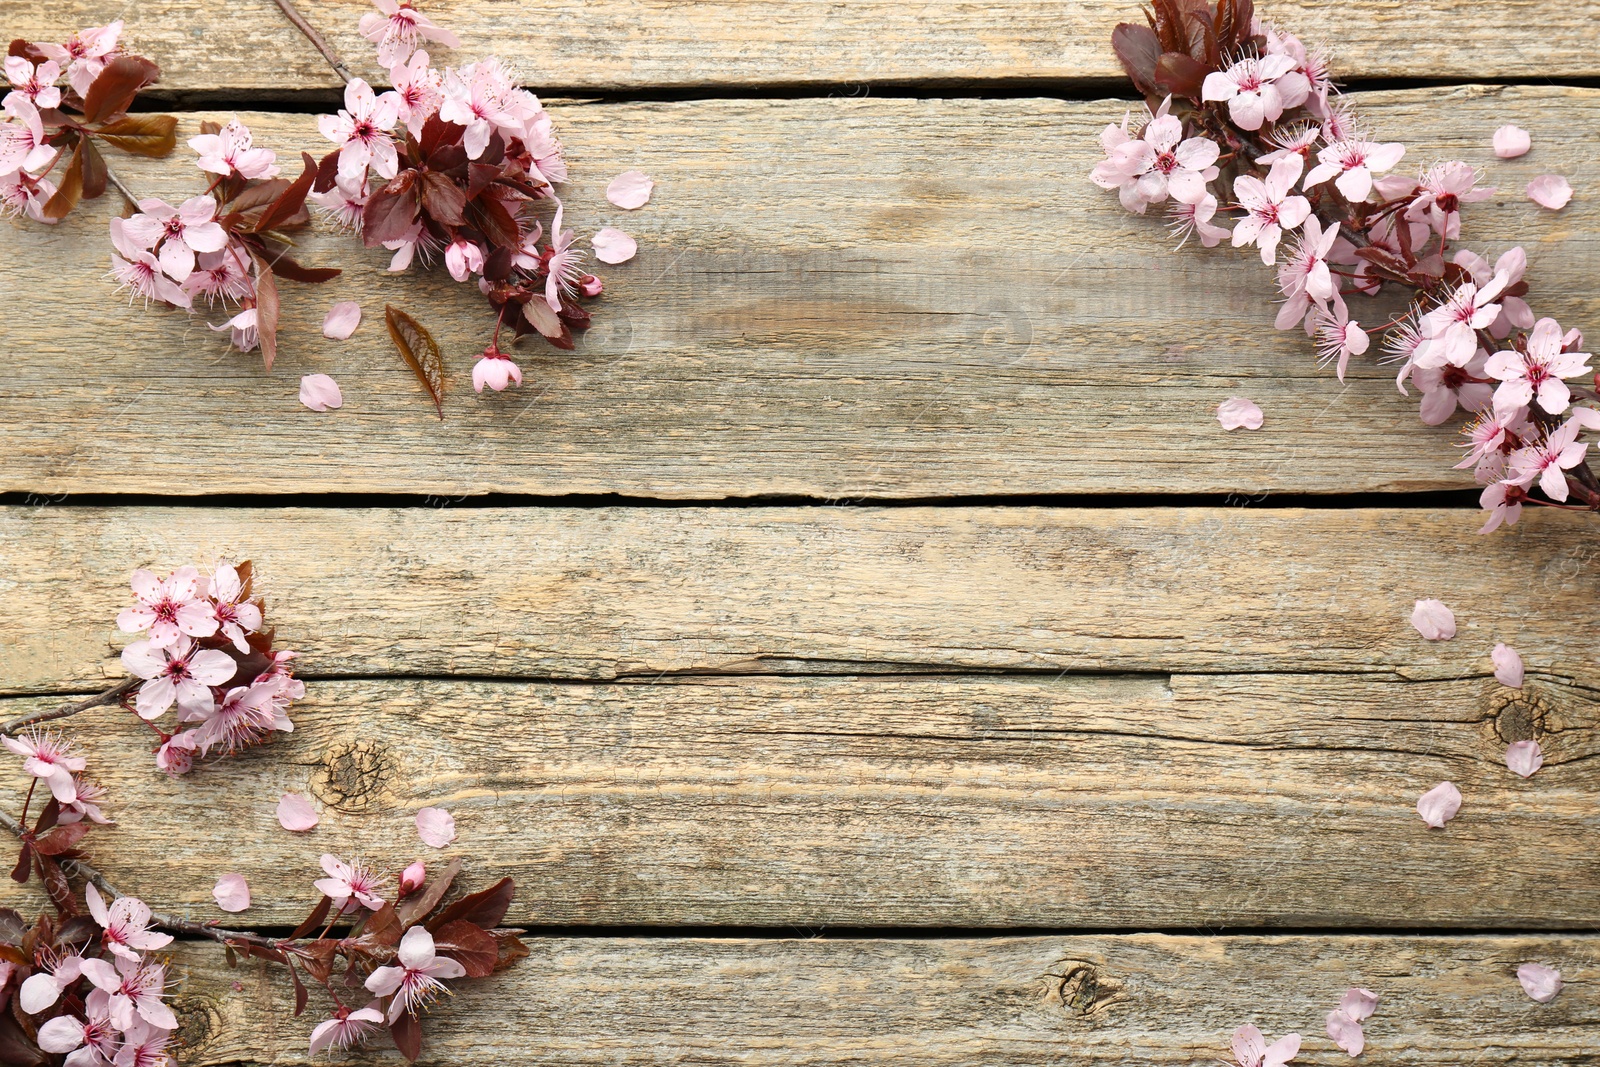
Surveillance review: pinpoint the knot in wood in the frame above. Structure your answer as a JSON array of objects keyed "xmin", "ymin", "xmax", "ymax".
[
  {"xmin": 1488, "ymin": 687, "xmax": 1550, "ymax": 744},
  {"xmin": 313, "ymin": 740, "xmax": 396, "ymax": 813},
  {"xmin": 1042, "ymin": 959, "xmax": 1126, "ymax": 1018},
  {"xmin": 170, "ymin": 993, "xmax": 218, "ymax": 1050}
]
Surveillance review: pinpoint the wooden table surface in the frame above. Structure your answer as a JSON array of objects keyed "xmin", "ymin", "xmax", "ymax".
[{"xmin": 2, "ymin": 1, "xmax": 1599, "ymax": 1063}]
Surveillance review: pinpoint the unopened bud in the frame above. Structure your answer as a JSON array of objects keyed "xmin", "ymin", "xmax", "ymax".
[{"xmin": 399, "ymin": 860, "xmax": 426, "ymax": 896}]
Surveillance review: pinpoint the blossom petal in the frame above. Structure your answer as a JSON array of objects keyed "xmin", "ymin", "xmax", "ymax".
[
  {"xmin": 1409, "ymin": 599, "xmax": 1456, "ymax": 641},
  {"xmin": 1339, "ymin": 987, "xmax": 1379, "ymax": 1022},
  {"xmin": 591, "ymin": 227, "xmax": 637, "ymax": 264},
  {"xmin": 212, "ymin": 873, "xmax": 251, "ymax": 912},
  {"xmin": 416, "ymin": 806, "xmax": 456, "ymax": 848},
  {"xmin": 321, "ymin": 301, "xmax": 362, "ymax": 340},
  {"xmin": 605, "ymin": 170, "xmax": 655, "ymax": 210},
  {"xmin": 1517, "ymin": 962, "xmax": 1562, "ymax": 1003},
  {"xmin": 299, "ymin": 374, "xmax": 344, "ymax": 412},
  {"xmin": 1493, "ymin": 125, "xmax": 1531, "ymax": 159},
  {"xmin": 1417, "ymin": 781, "xmax": 1462, "ymax": 828},
  {"xmin": 1526, "ymin": 175, "xmax": 1573, "ymax": 211},
  {"xmin": 1491, "ymin": 643, "xmax": 1524, "ymax": 687},
  {"xmin": 277, "ymin": 792, "xmax": 319, "ymax": 832},
  {"xmin": 1504, "ymin": 740, "xmax": 1543, "ymax": 778},
  {"xmin": 1325, "ymin": 1011, "xmax": 1364, "ymax": 1056},
  {"xmin": 1217, "ymin": 396, "xmax": 1264, "ymax": 431}
]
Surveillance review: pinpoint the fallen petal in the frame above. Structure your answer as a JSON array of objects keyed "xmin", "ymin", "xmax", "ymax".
[
  {"xmin": 1527, "ymin": 174, "xmax": 1573, "ymax": 211},
  {"xmin": 1504, "ymin": 739, "xmax": 1543, "ymax": 778},
  {"xmin": 1491, "ymin": 643, "xmax": 1524, "ymax": 687},
  {"xmin": 1217, "ymin": 396, "xmax": 1264, "ymax": 431},
  {"xmin": 299, "ymin": 374, "xmax": 344, "ymax": 412},
  {"xmin": 277, "ymin": 791, "xmax": 319, "ymax": 832},
  {"xmin": 321, "ymin": 300, "xmax": 362, "ymax": 340},
  {"xmin": 1410, "ymin": 599, "xmax": 1456, "ymax": 641},
  {"xmin": 416, "ymin": 806, "xmax": 456, "ymax": 848},
  {"xmin": 1339, "ymin": 987, "xmax": 1379, "ymax": 1023},
  {"xmin": 1492, "ymin": 125, "xmax": 1531, "ymax": 159},
  {"xmin": 606, "ymin": 170, "xmax": 655, "ymax": 210},
  {"xmin": 1325, "ymin": 1011, "xmax": 1365, "ymax": 1057},
  {"xmin": 1517, "ymin": 962, "xmax": 1562, "ymax": 1003},
  {"xmin": 212, "ymin": 873, "xmax": 251, "ymax": 913},
  {"xmin": 592, "ymin": 227, "xmax": 638, "ymax": 264},
  {"xmin": 1417, "ymin": 781, "xmax": 1462, "ymax": 828}
]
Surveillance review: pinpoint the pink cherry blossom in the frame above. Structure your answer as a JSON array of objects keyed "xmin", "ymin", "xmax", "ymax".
[
  {"xmin": 399, "ymin": 860, "xmax": 427, "ymax": 896},
  {"xmin": 1506, "ymin": 419, "xmax": 1588, "ymax": 501},
  {"xmin": 1415, "ymin": 349, "xmax": 1493, "ymax": 425},
  {"xmin": 1410, "ymin": 599, "xmax": 1456, "ymax": 641},
  {"xmin": 438, "ymin": 60, "xmax": 518, "ymax": 159},
  {"xmin": 1493, "ymin": 125, "xmax": 1531, "ymax": 159},
  {"xmin": 1517, "ymin": 962, "xmax": 1562, "ymax": 1003},
  {"xmin": 0, "ymin": 167, "xmax": 56, "ymax": 223},
  {"xmin": 592, "ymin": 227, "xmax": 638, "ymax": 264},
  {"xmin": 277, "ymin": 791, "xmax": 319, "ymax": 832},
  {"xmin": 79, "ymin": 954, "xmax": 176, "ymax": 1032},
  {"xmin": 121, "ymin": 637, "xmax": 236, "ymax": 720},
  {"xmin": 416, "ymin": 806, "xmax": 456, "ymax": 848},
  {"xmin": 1526, "ymin": 175, "xmax": 1572, "ymax": 211},
  {"xmin": 309, "ymin": 176, "xmax": 369, "ymax": 233},
  {"xmin": 1303, "ymin": 138, "xmax": 1405, "ymax": 203},
  {"xmin": 35, "ymin": 1003, "xmax": 117, "ymax": 1061},
  {"xmin": 213, "ymin": 873, "xmax": 251, "ymax": 912},
  {"xmin": 1230, "ymin": 1023, "xmax": 1301, "ymax": 1067},
  {"xmin": 1092, "ymin": 101, "xmax": 1220, "ymax": 213},
  {"xmin": 472, "ymin": 348, "xmax": 524, "ymax": 393},
  {"xmin": 359, "ymin": 0, "xmax": 460, "ymax": 67},
  {"xmin": 120, "ymin": 196, "xmax": 229, "ymax": 283},
  {"xmin": 543, "ymin": 205, "xmax": 586, "ymax": 312},
  {"xmin": 384, "ymin": 50, "xmax": 443, "ymax": 137},
  {"xmin": 1232, "ymin": 156, "xmax": 1312, "ymax": 265},
  {"xmin": 1414, "ymin": 277, "xmax": 1508, "ymax": 370},
  {"xmin": 1455, "ymin": 408, "xmax": 1530, "ymax": 477},
  {"xmin": 1217, "ymin": 397, "xmax": 1264, "ymax": 431},
  {"xmin": 37, "ymin": 21, "xmax": 122, "ymax": 96},
  {"xmin": 209, "ymin": 306, "xmax": 260, "ymax": 352},
  {"xmin": 1408, "ymin": 161, "xmax": 1494, "ymax": 239},
  {"xmin": 189, "ymin": 677, "xmax": 290, "ymax": 756},
  {"xmin": 19, "ymin": 953, "xmax": 83, "ymax": 1013},
  {"xmin": 1452, "ymin": 247, "xmax": 1535, "ymax": 339},
  {"xmin": 155, "ymin": 730, "xmax": 198, "ymax": 776},
  {"xmin": 1416, "ymin": 781, "xmax": 1462, "ymax": 828},
  {"xmin": 1202, "ymin": 54, "xmax": 1308, "ymax": 131},
  {"xmin": 1504, "ymin": 739, "xmax": 1542, "ymax": 778},
  {"xmin": 1492, "ymin": 643, "xmax": 1525, "ymax": 688},
  {"xmin": 309, "ymin": 1003, "xmax": 386, "ymax": 1055},
  {"xmin": 1255, "ymin": 121, "xmax": 1321, "ymax": 166},
  {"xmin": 1325, "ymin": 987, "xmax": 1378, "ymax": 1057},
  {"xmin": 1275, "ymin": 215, "xmax": 1339, "ymax": 330},
  {"xmin": 3, "ymin": 57, "xmax": 62, "ymax": 111},
  {"xmin": 3, "ymin": 728, "xmax": 86, "ymax": 803},
  {"xmin": 299, "ymin": 373, "xmax": 344, "ymax": 412},
  {"xmin": 1314, "ymin": 303, "xmax": 1369, "ymax": 381},
  {"xmin": 0, "ymin": 99, "xmax": 60, "ymax": 177},
  {"xmin": 1478, "ymin": 479, "xmax": 1528, "ymax": 534},
  {"xmin": 1167, "ymin": 193, "xmax": 1231, "ymax": 248},
  {"xmin": 1484, "ymin": 318, "xmax": 1591, "ymax": 415},
  {"xmin": 445, "ymin": 237, "xmax": 484, "ymax": 281},
  {"xmin": 117, "ymin": 565, "xmax": 217, "ymax": 647},
  {"xmin": 188, "ymin": 120, "xmax": 279, "ymax": 180},
  {"xmin": 365, "ymin": 925, "xmax": 467, "ymax": 1021},
  {"xmin": 318, "ymin": 79, "xmax": 399, "ymax": 182},
  {"xmin": 183, "ymin": 245, "xmax": 254, "ymax": 306},
  {"xmin": 59, "ymin": 776, "xmax": 111, "ymax": 824},
  {"xmin": 85, "ymin": 885, "xmax": 174, "ymax": 965},
  {"xmin": 315, "ymin": 854, "xmax": 387, "ymax": 913},
  {"xmin": 206, "ymin": 561, "xmax": 263, "ymax": 653},
  {"xmin": 606, "ymin": 170, "xmax": 656, "ymax": 210}
]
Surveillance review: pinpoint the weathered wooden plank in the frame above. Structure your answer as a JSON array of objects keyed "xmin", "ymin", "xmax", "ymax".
[
  {"xmin": 159, "ymin": 934, "xmax": 1600, "ymax": 1064},
  {"xmin": 2, "ymin": 89, "xmax": 1596, "ymax": 498},
  {"xmin": 0, "ymin": 669, "xmax": 1592, "ymax": 926},
  {"xmin": 14, "ymin": 1, "xmax": 1600, "ymax": 92},
  {"xmin": 2, "ymin": 505, "xmax": 1597, "ymax": 693}
]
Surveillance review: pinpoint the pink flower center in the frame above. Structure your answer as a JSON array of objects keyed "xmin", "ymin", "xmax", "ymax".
[
  {"xmin": 1153, "ymin": 151, "xmax": 1178, "ymax": 174},
  {"xmin": 1436, "ymin": 193, "xmax": 1459, "ymax": 213},
  {"xmin": 163, "ymin": 657, "xmax": 193, "ymax": 682}
]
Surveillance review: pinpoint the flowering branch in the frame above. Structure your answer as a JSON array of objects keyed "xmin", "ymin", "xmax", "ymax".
[
  {"xmin": 270, "ymin": 0, "xmax": 355, "ymax": 84},
  {"xmin": 0, "ymin": 678, "xmax": 140, "ymax": 738}
]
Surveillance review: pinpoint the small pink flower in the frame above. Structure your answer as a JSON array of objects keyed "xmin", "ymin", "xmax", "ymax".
[
  {"xmin": 1478, "ymin": 479, "xmax": 1528, "ymax": 534},
  {"xmin": 1275, "ymin": 216, "xmax": 1339, "ymax": 330},
  {"xmin": 213, "ymin": 873, "xmax": 251, "ymax": 912},
  {"xmin": 1504, "ymin": 740, "xmax": 1543, "ymax": 778},
  {"xmin": 3, "ymin": 57, "xmax": 62, "ymax": 111},
  {"xmin": 121, "ymin": 195, "xmax": 229, "ymax": 283},
  {"xmin": 1232, "ymin": 156, "xmax": 1312, "ymax": 265},
  {"xmin": 1410, "ymin": 599, "xmax": 1456, "ymax": 641},
  {"xmin": 188, "ymin": 120, "xmax": 279, "ymax": 180},
  {"xmin": 1517, "ymin": 962, "xmax": 1562, "ymax": 1003},
  {"xmin": 1485, "ymin": 318, "xmax": 1594, "ymax": 416},
  {"xmin": 3, "ymin": 728, "xmax": 86, "ymax": 803},
  {"xmin": 183, "ymin": 245, "xmax": 254, "ymax": 306},
  {"xmin": 85, "ymin": 884, "xmax": 173, "ymax": 965},
  {"xmin": 309, "ymin": 176, "xmax": 369, "ymax": 233},
  {"xmin": 19, "ymin": 952, "xmax": 83, "ymax": 1013},
  {"xmin": 1416, "ymin": 277, "xmax": 1508, "ymax": 370},
  {"xmin": 1506, "ymin": 419, "xmax": 1589, "ymax": 502},
  {"xmin": 318, "ymin": 78, "xmax": 399, "ymax": 182},
  {"xmin": 109, "ymin": 218, "xmax": 192, "ymax": 307},
  {"xmin": 277, "ymin": 791, "xmax": 319, "ymax": 832},
  {"xmin": 1167, "ymin": 193, "xmax": 1231, "ymax": 249},
  {"xmin": 1416, "ymin": 781, "xmax": 1462, "ymax": 828},
  {"xmin": 1202, "ymin": 54, "xmax": 1308, "ymax": 131},
  {"xmin": 543, "ymin": 205, "xmax": 586, "ymax": 312},
  {"xmin": 384, "ymin": 50, "xmax": 443, "ymax": 137},
  {"xmin": 416, "ymin": 806, "xmax": 456, "ymax": 848},
  {"xmin": 154, "ymin": 730, "xmax": 198, "ymax": 775},
  {"xmin": 365, "ymin": 925, "xmax": 467, "ymax": 1022},
  {"xmin": 1455, "ymin": 408, "xmax": 1530, "ymax": 477},
  {"xmin": 315, "ymin": 853, "xmax": 387, "ymax": 913},
  {"xmin": 1408, "ymin": 161, "xmax": 1493, "ymax": 239},
  {"xmin": 209, "ymin": 306, "xmax": 260, "ymax": 352},
  {"xmin": 121, "ymin": 637, "xmax": 236, "ymax": 720},
  {"xmin": 1492, "ymin": 643, "xmax": 1525, "ymax": 688},
  {"xmin": 438, "ymin": 60, "xmax": 518, "ymax": 158},
  {"xmin": 606, "ymin": 170, "xmax": 656, "ymax": 210},
  {"xmin": 0, "ymin": 167, "xmax": 57, "ymax": 224},
  {"xmin": 1303, "ymin": 138, "xmax": 1405, "ymax": 203},
  {"xmin": 1217, "ymin": 397, "xmax": 1264, "ymax": 431},
  {"xmin": 35, "ymin": 1004, "xmax": 117, "ymax": 1060},
  {"xmin": 1313, "ymin": 303, "xmax": 1369, "ymax": 382},
  {"xmin": 1092, "ymin": 101, "xmax": 1219, "ymax": 213},
  {"xmin": 59, "ymin": 777, "xmax": 111, "ymax": 824},
  {"xmin": 1493, "ymin": 125, "xmax": 1531, "ymax": 159},
  {"xmin": 1230, "ymin": 1024, "xmax": 1301, "ymax": 1067},
  {"xmin": 309, "ymin": 1003, "xmax": 386, "ymax": 1055},
  {"xmin": 300, "ymin": 373, "xmax": 344, "ymax": 412},
  {"xmin": 445, "ymin": 237, "xmax": 484, "ymax": 281},
  {"xmin": 116, "ymin": 565, "xmax": 216, "ymax": 647},
  {"xmin": 1526, "ymin": 174, "xmax": 1573, "ymax": 211},
  {"xmin": 79, "ymin": 953, "xmax": 176, "ymax": 1032},
  {"xmin": 0, "ymin": 99, "xmax": 58, "ymax": 178},
  {"xmin": 472, "ymin": 348, "xmax": 524, "ymax": 393},
  {"xmin": 37, "ymin": 21, "xmax": 122, "ymax": 96},
  {"xmin": 592, "ymin": 227, "xmax": 637, "ymax": 264},
  {"xmin": 359, "ymin": 0, "xmax": 460, "ymax": 67},
  {"xmin": 1415, "ymin": 349, "xmax": 1493, "ymax": 426},
  {"xmin": 206, "ymin": 561, "xmax": 263, "ymax": 653}
]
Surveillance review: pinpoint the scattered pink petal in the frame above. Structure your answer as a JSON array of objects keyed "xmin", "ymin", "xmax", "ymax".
[
  {"xmin": 606, "ymin": 170, "xmax": 654, "ymax": 210},
  {"xmin": 416, "ymin": 806, "xmax": 456, "ymax": 848},
  {"xmin": 1217, "ymin": 396, "xmax": 1264, "ymax": 431},
  {"xmin": 1339, "ymin": 988, "xmax": 1379, "ymax": 1022},
  {"xmin": 299, "ymin": 374, "xmax": 343, "ymax": 412},
  {"xmin": 1230, "ymin": 1024, "xmax": 1301, "ymax": 1067},
  {"xmin": 1505, "ymin": 740, "xmax": 1543, "ymax": 778},
  {"xmin": 1517, "ymin": 962, "xmax": 1562, "ymax": 1003},
  {"xmin": 1417, "ymin": 781, "xmax": 1462, "ymax": 828},
  {"xmin": 1410, "ymin": 599, "xmax": 1456, "ymax": 641},
  {"xmin": 1527, "ymin": 174, "xmax": 1573, "ymax": 211},
  {"xmin": 321, "ymin": 300, "xmax": 362, "ymax": 340},
  {"xmin": 1491, "ymin": 643, "xmax": 1524, "ymax": 687},
  {"xmin": 212, "ymin": 873, "xmax": 251, "ymax": 913},
  {"xmin": 1325, "ymin": 1012, "xmax": 1365, "ymax": 1057},
  {"xmin": 591, "ymin": 227, "xmax": 637, "ymax": 264},
  {"xmin": 1493, "ymin": 125, "xmax": 1531, "ymax": 159},
  {"xmin": 277, "ymin": 791, "xmax": 319, "ymax": 832}
]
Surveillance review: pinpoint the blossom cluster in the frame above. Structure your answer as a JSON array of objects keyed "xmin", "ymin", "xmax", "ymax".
[
  {"xmin": 311, "ymin": 0, "xmax": 604, "ymax": 395},
  {"xmin": 1092, "ymin": 0, "xmax": 1598, "ymax": 530},
  {"xmin": 3, "ymin": 23, "xmax": 178, "ymax": 222},
  {"xmin": 114, "ymin": 562, "xmax": 303, "ymax": 774}
]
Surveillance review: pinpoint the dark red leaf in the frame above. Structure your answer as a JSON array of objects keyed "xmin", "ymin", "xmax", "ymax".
[
  {"xmin": 0, "ymin": 1011, "xmax": 49, "ymax": 1067},
  {"xmin": 418, "ymin": 114, "xmax": 462, "ymax": 159},
  {"xmin": 32, "ymin": 823, "xmax": 88, "ymax": 857},
  {"xmin": 396, "ymin": 858, "xmax": 462, "ymax": 927},
  {"xmin": 8, "ymin": 40, "xmax": 47, "ymax": 64},
  {"xmin": 266, "ymin": 255, "xmax": 341, "ymax": 284},
  {"xmin": 1154, "ymin": 52, "xmax": 1209, "ymax": 101},
  {"xmin": 426, "ymin": 143, "xmax": 469, "ymax": 174},
  {"xmin": 361, "ymin": 901, "xmax": 404, "ymax": 947},
  {"xmin": 249, "ymin": 252, "xmax": 280, "ymax": 372},
  {"xmin": 427, "ymin": 877, "xmax": 514, "ymax": 932},
  {"xmin": 523, "ymin": 298, "xmax": 574, "ymax": 350},
  {"xmin": 298, "ymin": 939, "xmax": 338, "ymax": 984},
  {"xmin": 312, "ymin": 148, "xmax": 341, "ymax": 194},
  {"xmin": 491, "ymin": 928, "xmax": 531, "ymax": 972},
  {"xmin": 467, "ymin": 195, "xmax": 520, "ymax": 249},
  {"xmin": 36, "ymin": 856, "xmax": 76, "ymax": 916},
  {"xmin": 431, "ymin": 920, "xmax": 498, "ymax": 978},
  {"xmin": 40, "ymin": 136, "xmax": 84, "ymax": 221},
  {"xmin": 362, "ymin": 180, "xmax": 420, "ymax": 246},
  {"xmin": 288, "ymin": 895, "xmax": 334, "ymax": 941},
  {"xmin": 1111, "ymin": 23, "xmax": 1162, "ymax": 97},
  {"xmin": 91, "ymin": 113, "xmax": 177, "ymax": 158},
  {"xmin": 419, "ymin": 171, "xmax": 467, "ymax": 226},
  {"xmin": 79, "ymin": 55, "xmax": 160, "ymax": 125},
  {"xmin": 218, "ymin": 178, "xmax": 290, "ymax": 230},
  {"xmin": 9, "ymin": 846, "xmax": 29, "ymax": 886},
  {"xmin": 288, "ymin": 962, "xmax": 309, "ymax": 1016},
  {"xmin": 384, "ymin": 305, "xmax": 446, "ymax": 418},
  {"xmin": 33, "ymin": 799, "xmax": 59, "ymax": 835},
  {"xmin": 78, "ymin": 136, "xmax": 107, "ymax": 199},
  {"xmin": 254, "ymin": 152, "xmax": 318, "ymax": 234},
  {"xmin": 389, "ymin": 1010, "xmax": 422, "ymax": 1062}
]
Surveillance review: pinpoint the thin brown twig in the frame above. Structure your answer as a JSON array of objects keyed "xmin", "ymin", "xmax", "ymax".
[
  {"xmin": 101, "ymin": 161, "xmax": 141, "ymax": 209},
  {"xmin": 270, "ymin": 0, "xmax": 355, "ymax": 84},
  {"xmin": 0, "ymin": 677, "xmax": 140, "ymax": 737}
]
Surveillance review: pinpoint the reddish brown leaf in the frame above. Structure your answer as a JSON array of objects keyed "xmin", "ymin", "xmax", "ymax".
[
  {"xmin": 362, "ymin": 178, "xmax": 420, "ymax": 245},
  {"xmin": 427, "ymin": 877, "xmax": 514, "ymax": 932},
  {"xmin": 78, "ymin": 136, "xmax": 107, "ymax": 200},
  {"xmin": 254, "ymin": 152, "xmax": 318, "ymax": 234},
  {"xmin": 8, "ymin": 40, "xmax": 47, "ymax": 64},
  {"xmin": 92, "ymin": 113, "xmax": 178, "ymax": 158},
  {"xmin": 430, "ymin": 920, "xmax": 498, "ymax": 978},
  {"xmin": 385, "ymin": 305, "xmax": 446, "ymax": 418},
  {"xmin": 266, "ymin": 255, "xmax": 341, "ymax": 284},
  {"xmin": 288, "ymin": 961, "xmax": 309, "ymax": 1016},
  {"xmin": 491, "ymin": 928, "xmax": 531, "ymax": 972},
  {"xmin": 389, "ymin": 1010, "xmax": 422, "ymax": 1062},
  {"xmin": 32, "ymin": 823, "xmax": 88, "ymax": 857},
  {"xmin": 312, "ymin": 149, "xmax": 341, "ymax": 193},
  {"xmin": 36, "ymin": 856, "xmax": 76, "ymax": 916},
  {"xmin": 361, "ymin": 901, "xmax": 404, "ymax": 947},
  {"xmin": 1111, "ymin": 23, "xmax": 1162, "ymax": 97},
  {"xmin": 219, "ymin": 178, "xmax": 291, "ymax": 229},
  {"xmin": 298, "ymin": 939, "xmax": 338, "ymax": 984},
  {"xmin": 1154, "ymin": 52, "xmax": 1208, "ymax": 100},
  {"xmin": 419, "ymin": 170, "xmax": 467, "ymax": 225},
  {"xmin": 395, "ymin": 857, "xmax": 462, "ymax": 927},
  {"xmin": 288, "ymin": 894, "xmax": 333, "ymax": 941},
  {"xmin": 249, "ymin": 252, "xmax": 280, "ymax": 372},
  {"xmin": 79, "ymin": 55, "xmax": 160, "ymax": 125},
  {"xmin": 40, "ymin": 137, "xmax": 84, "ymax": 221},
  {"xmin": 467, "ymin": 194, "xmax": 520, "ymax": 249},
  {"xmin": 9, "ymin": 846, "xmax": 29, "ymax": 886},
  {"xmin": 0, "ymin": 1011, "xmax": 49, "ymax": 1067}
]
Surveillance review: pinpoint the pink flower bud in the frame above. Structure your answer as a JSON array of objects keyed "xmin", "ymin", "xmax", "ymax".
[
  {"xmin": 155, "ymin": 731, "xmax": 198, "ymax": 776},
  {"xmin": 399, "ymin": 860, "xmax": 426, "ymax": 897},
  {"xmin": 580, "ymin": 274, "xmax": 604, "ymax": 297}
]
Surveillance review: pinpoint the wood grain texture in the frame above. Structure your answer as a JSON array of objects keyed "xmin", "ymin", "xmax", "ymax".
[
  {"xmin": 0, "ymin": 664, "xmax": 1594, "ymax": 927},
  {"xmin": 3, "ymin": 89, "xmax": 1597, "ymax": 498},
  {"xmin": 11, "ymin": 1, "xmax": 1600, "ymax": 92},
  {"xmin": 155, "ymin": 934, "xmax": 1600, "ymax": 1064},
  {"xmin": 2, "ymin": 505, "xmax": 1598, "ymax": 694}
]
